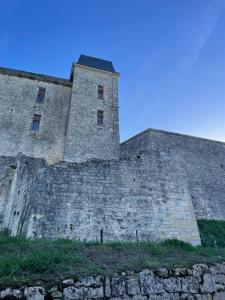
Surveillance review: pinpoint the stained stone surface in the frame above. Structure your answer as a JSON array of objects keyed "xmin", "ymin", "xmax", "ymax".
[
  {"xmin": 121, "ymin": 128, "xmax": 225, "ymax": 221},
  {"xmin": 0, "ymin": 153, "xmax": 200, "ymax": 245}
]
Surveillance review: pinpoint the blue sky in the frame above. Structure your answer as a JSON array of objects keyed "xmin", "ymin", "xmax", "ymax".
[{"xmin": 0, "ymin": 0, "xmax": 225, "ymax": 141}]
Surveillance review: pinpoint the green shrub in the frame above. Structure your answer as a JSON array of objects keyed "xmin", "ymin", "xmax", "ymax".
[{"xmin": 197, "ymin": 219, "xmax": 225, "ymax": 248}]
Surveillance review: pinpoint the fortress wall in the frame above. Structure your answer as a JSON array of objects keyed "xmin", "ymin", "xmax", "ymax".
[
  {"xmin": 11, "ymin": 154, "xmax": 200, "ymax": 245},
  {"xmin": 0, "ymin": 73, "xmax": 72, "ymax": 163},
  {"xmin": 2, "ymin": 126, "xmax": 225, "ymax": 243},
  {"xmin": 121, "ymin": 129, "xmax": 225, "ymax": 220}
]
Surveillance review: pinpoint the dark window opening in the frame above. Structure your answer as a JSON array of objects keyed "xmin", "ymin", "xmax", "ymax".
[
  {"xmin": 31, "ymin": 114, "xmax": 41, "ymax": 131},
  {"xmin": 36, "ymin": 87, "xmax": 46, "ymax": 103},
  {"xmin": 98, "ymin": 85, "xmax": 104, "ymax": 99},
  {"xmin": 97, "ymin": 110, "xmax": 104, "ymax": 126}
]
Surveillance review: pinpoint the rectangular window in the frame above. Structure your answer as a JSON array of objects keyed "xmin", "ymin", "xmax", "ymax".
[
  {"xmin": 98, "ymin": 85, "xmax": 104, "ymax": 99},
  {"xmin": 36, "ymin": 87, "xmax": 46, "ymax": 103},
  {"xmin": 31, "ymin": 114, "xmax": 41, "ymax": 131},
  {"xmin": 97, "ymin": 110, "xmax": 104, "ymax": 126}
]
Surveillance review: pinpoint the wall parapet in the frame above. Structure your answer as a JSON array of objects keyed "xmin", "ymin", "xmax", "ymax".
[
  {"xmin": 121, "ymin": 128, "xmax": 225, "ymax": 147},
  {"xmin": 1, "ymin": 262, "xmax": 225, "ymax": 299},
  {"xmin": 0, "ymin": 66, "xmax": 72, "ymax": 87}
]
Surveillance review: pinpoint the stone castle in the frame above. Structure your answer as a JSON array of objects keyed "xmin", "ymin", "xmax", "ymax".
[{"xmin": 0, "ymin": 55, "xmax": 225, "ymax": 246}]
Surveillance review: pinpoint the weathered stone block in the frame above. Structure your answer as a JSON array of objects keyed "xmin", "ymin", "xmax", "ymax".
[
  {"xmin": 132, "ymin": 296, "xmax": 148, "ymax": 300},
  {"xmin": 63, "ymin": 279, "xmax": 74, "ymax": 286},
  {"xmin": 213, "ymin": 274, "xmax": 225, "ymax": 285},
  {"xmin": 215, "ymin": 263, "xmax": 225, "ymax": 275},
  {"xmin": 193, "ymin": 295, "xmax": 212, "ymax": 300},
  {"xmin": 83, "ymin": 287, "xmax": 104, "ymax": 299},
  {"xmin": 148, "ymin": 293, "xmax": 179, "ymax": 299},
  {"xmin": 180, "ymin": 294, "xmax": 195, "ymax": 300},
  {"xmin": 126, "ymin": 278, "xmax": 140, "ymax": 295},
  {"xmin": 24, "ymin": 287, "xmax": 45, "ymax": 300},
  {"xmin": 201, "ymin": 274, "xmax": 216, "ymax": 294},
  {"xmin": 111, "ymin": 278, "xmax": 126, "ymax": 296},
  {"xmin": 192, "ymin": 264, "xmax": 208, "ymax": 277},
  {"xmin": 104, "ymin": 276, "xmax": 111, "ymax": 298},
  {"xmin": 0, "ymin": 288, "xmax": 22, "ymax": 299},
  {"xmin": 138, "ymin": 269, "xmax": 164, "ymax": 295},
  {"xmin": 74, "ymin": 276, "xmax": 102, "ymax": 288},
  {"xmin": 63, "ymin": 287, "xmax": 84, "ymax": 300},
  {"xmin": 163, "ymin": 277, "xmax": 182, "ymax": 293},
  {"xmin": 181, "ymin": 276, "xmax": 200, "ymax": 293}
]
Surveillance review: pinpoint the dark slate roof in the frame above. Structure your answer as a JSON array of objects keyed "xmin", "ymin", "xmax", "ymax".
[
  {"xmin": 77, "ymin": 55, "xmax": 116, "ymax": 73},
  {"xmin": 0, "ymin": 66, "xmax": 72, "ymax": 87}
]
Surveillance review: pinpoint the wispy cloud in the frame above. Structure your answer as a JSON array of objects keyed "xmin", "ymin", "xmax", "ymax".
[{"xmin": 185, "ymin": 0, "xmax": 225, "ymax": 68}]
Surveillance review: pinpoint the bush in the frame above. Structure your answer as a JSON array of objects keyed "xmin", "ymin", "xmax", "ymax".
[{"xmin": 197, "ymin": 219, "xmax": 225, "ymax": 248}]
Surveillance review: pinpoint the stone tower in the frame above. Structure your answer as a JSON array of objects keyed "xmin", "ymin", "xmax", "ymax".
[{"xmin": 64, "ymin": 55, "xmax": 120, "ymax": 162}]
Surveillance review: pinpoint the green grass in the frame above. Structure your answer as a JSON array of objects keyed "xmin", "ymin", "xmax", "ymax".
[
  {"xmin": 197, "ymin": 219, "xmax": 225, "ymax": 248},
  {"xmin": 0, "ymin": 220, "xmax": 225, "ymax": 287}
]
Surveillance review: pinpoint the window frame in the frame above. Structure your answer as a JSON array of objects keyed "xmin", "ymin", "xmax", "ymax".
[
  {"xmin": 36, "ymin": 87, "xmax": 46, "ymax": 103},
  {"xmin": 97, "ymin": 110, "xmax": 104, "ymax": 126},
  {"xmin": 97, "ymin": 85, "xmax": 104, "ymax": 99},
  {"xmin": 31, "ymin": 114, "xmax": 41, "ymax": 131}
]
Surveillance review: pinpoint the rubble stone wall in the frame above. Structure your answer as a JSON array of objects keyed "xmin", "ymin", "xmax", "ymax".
[{"xmin": 1, "ymin": 262, "xmax": 225, "ymax": 299}]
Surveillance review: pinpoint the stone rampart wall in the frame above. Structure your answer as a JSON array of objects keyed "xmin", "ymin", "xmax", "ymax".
[
  {"xmin": 0, "ymin": 154, "xmax": 200, "ymax": 245},
  {"xmin": 121, "ymin": 129, "xmax": 225, "ymax": 220}
]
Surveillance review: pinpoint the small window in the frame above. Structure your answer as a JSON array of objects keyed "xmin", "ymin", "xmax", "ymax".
[
  {"xmin": 98, "ymin": 85, "xmax": 104, "ymax": 99},
  {"xmin": 31, "ymin": 114, "xmax": 41, "ymax": 131},
  {"xmin": 36, "ymin": 87, "xmax": 46, "ymax": 103},
  {"xmin": 97, "ymin": 110, "xmax": 104, "ymax": 126}
]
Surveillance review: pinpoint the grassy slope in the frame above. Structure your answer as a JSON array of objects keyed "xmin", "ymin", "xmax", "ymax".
[
  {"xmin": 0, "ymin": 220, "xmax": 225, "ymax": 287},
  {"xmin": 198, "ymin": 219, "xmax": 225, "ymax": 248}
]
